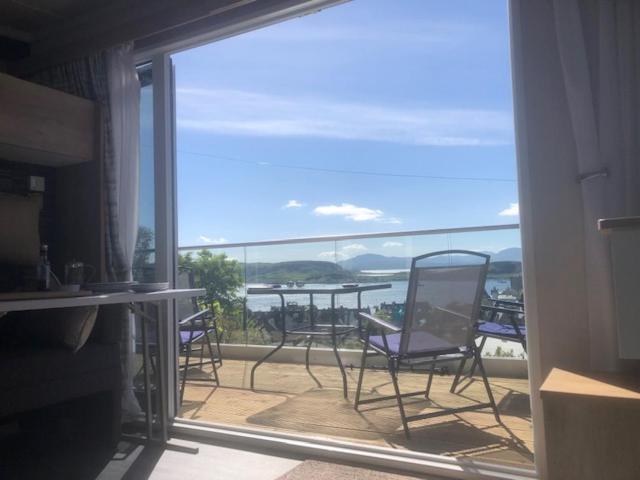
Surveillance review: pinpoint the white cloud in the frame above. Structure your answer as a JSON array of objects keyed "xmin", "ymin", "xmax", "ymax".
[
  {"xmin": 383, "ymin": 241, "xmax": 404, "ymax": 248},
  {"xmin": 177, "ymin": 88, "xmax": 513, "ymax": 147},
  {"xmin": 199, "ymin": 235, "xmax": 227, "ymax": 244},
  {"xmin": 317, "ymin": 250, "xmax": 347, "ymax": 260},
  {"xmin": 341, "ymin": 243, "xmax": 367, "ymax": 255},
  {"xmin": 313, "ymin": 203, "xmax": 402, "ymax": 224},
  {"xmin": 283, "ymin": 199, "xmax": 305, "ymax": 208},
  {"xmin": 498, "ymin": 203, "xmax": 519, "ymax": 217},
  {"xmin": 313, "ymin": 203, "xmax": 383, "ymax": 222},
  {"xmin": 317, "ymin": 243, "xmax": 366, "ymax": 261}
]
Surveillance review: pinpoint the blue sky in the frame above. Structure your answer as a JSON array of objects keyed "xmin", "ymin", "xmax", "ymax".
[{"xmin": 171, "ymin": 0, "xmax": 520, "ymax": 258}]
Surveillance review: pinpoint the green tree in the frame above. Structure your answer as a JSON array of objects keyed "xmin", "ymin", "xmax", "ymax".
[
  {"xmin": 179, "ymin": 250, "xmax": 246, "ymax": 342},
  {"xmin": 133, "ymin": 226, "xmax": 155, "ymax": 282},
  {"xmin": 179, "ymin": 250, "xmax": 243, "ymax": 309}
]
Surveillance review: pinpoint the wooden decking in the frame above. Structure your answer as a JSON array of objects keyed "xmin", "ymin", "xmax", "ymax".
[{"xmin": 179, "ymin": 359, "xmax": 533, "ymax": 468}]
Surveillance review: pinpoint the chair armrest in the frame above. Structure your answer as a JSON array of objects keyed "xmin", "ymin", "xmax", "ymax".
[
  {"xmin": 481, "ymin": 305, "xmax": 523, "ymax": 316},
  {"xmin": 435, "ymin": 306, "xmax": 470, "ymax": 320},
  {"xmin": 491, "ymin": 299, "xmax": 524, "ymax": 309},
  {"xmin": 178, "ymin": 308, "xmax": 211, "ymax": 326},
  {"xmin": 357, "ymin": 311, "xmax": 401, "ymax": 332}
]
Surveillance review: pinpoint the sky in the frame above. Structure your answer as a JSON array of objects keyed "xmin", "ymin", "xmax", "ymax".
[{"xmin": 171, "ymin": 0, "xmax": 520, "ymax": 260}]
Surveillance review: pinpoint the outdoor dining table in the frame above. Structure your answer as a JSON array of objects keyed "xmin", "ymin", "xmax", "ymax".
[{"xmin": 247, "ymin": 283, "xmax": 392, "ymax": 398}]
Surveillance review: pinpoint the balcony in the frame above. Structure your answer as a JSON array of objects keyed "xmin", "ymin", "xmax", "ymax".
[{"xmin": 138, "ymin": 224, "xmax": 532, "ymax": 469}]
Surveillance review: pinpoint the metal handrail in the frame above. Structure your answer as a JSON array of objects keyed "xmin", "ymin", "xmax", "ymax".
[{"xmin": 176, "ymin": 223, "xmax": 519, "ymax": 251}]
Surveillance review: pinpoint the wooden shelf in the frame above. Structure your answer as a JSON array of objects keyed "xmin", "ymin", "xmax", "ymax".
[
  {"xmin": 0, "ymin": 73, "xmax": 97, "ymax": 167},
  {"xmin": 541, "ymin": 368, "xmax": 640, "ymax": 401},
  {"xmin": 541, "ymin": 368, "xmax": 640, "ymax": 479}
]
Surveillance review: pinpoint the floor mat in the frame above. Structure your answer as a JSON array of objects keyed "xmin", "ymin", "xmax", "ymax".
[{"xmin": 276, "ymin": 460, "xmax": 438, "ymax": 480}]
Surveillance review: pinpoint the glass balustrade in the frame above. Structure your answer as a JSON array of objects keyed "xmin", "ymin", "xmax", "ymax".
[{"xmin": 175, "ymin": 225, "xmax": 524, "ymax": 359}]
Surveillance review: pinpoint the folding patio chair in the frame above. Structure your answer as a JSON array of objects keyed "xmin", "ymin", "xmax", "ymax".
[
  {"xmin": 450, "ymin": 297, "xmax": 526, "ymax": 393},
  {"xmin": 177, "ymin": 268, "xmax": 223, "ymax": 405},
  {"xmin": 354, "ymin": 250, "xmax": 501, "ymax": 438}
]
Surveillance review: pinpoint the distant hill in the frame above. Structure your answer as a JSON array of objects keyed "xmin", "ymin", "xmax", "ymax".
[
  {"xmin": 240, "ymin": 248, "xmax": 522, "ymax": 284},
  {"xmin": 339, "ymin": 254, "xmax": 410, "ymax": 272},
  {"xmin": 489, "ymin": 248, "xmax": 522, "ymax": 262},
  {"xmin": 246, "ymin": 260, "xmax": 355, "ymax": 283},
  {"xmin": 340, "ymin": 248, "xmax": 522, "ymax": 272}
]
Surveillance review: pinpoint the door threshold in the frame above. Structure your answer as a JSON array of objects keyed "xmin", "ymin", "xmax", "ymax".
[{"xmin": 170, "ymin": 419, "xmax": 537, "ymax": 480}]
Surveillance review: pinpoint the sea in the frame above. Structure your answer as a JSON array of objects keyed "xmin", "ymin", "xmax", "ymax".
[{"xmin": 245, "ymin": 277, "xmax": 526, "ymax": 358}]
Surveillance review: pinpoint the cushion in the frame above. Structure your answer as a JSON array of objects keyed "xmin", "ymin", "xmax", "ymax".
[
  {"xmin": 180, "ymin": 330, "xmax": 205, "ymax": 345},
  {"xmin": 369, "ymin": 331, "xmax": 459, "ymax": 356},
  {"xmin": 477, "ymin": 321, "xmax": 526, "ymax": 338},
  {"xmin": 0, "ymin": 193, "xmax": 40, "ymax": 266},
  {"xmin": 0, "ymin": 306, "xmax": 99, "ymax": 353}
]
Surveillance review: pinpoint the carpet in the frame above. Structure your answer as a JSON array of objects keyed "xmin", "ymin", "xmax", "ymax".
[{"xmin": 276, "ymin": 460, "xmax": 440, "ymax": 480}]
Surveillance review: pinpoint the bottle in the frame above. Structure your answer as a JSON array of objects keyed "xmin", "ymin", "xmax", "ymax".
[{"xmin": 37, "ymin": 244, "xmax": 50, "ymax": 291}]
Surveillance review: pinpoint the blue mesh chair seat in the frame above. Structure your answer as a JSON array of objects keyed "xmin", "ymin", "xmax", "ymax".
[
  {"xmin": 354, "ymin": 250, "xmax": 501, "ymax": 439},
  {"xmin": 451, "ymin": 299, "xmax": 526, "ymax": 393},
  {"xmin": 369, "ymin": 331, "xmax": 460, "ymax": 356},
  {"xmin": 180, "ymin": 330, "xmax": 206, "ymax": 344},
  {"xmin": 477, "ymin": 321, "xmax": 526, "ymax": 338}
]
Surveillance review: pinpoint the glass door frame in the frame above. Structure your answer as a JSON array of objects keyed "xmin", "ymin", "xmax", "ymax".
[{"xmin": 132, "ymin": 2, "xmax": 539, "ymax": 478}]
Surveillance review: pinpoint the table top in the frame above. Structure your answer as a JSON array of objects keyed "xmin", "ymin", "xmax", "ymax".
[
  {"xmin": 247, "ymin": 283, "xmax": 392, "ymax": 295},
  {"xmin": 0, "ymin": 288, "xmax": 206, "ymax": 313}
]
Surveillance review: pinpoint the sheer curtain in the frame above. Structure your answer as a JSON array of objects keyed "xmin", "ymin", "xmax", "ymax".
[
  {"xmin": 510, "ymin": 0, "xmax": 640, "ymax": 473},
  {"xmin": 29, "ymin": 44, "xmax": 141, "ymax": 417},
  {"xmin": 106, "ymin": 45, "xmax": 141, "ymax": 418}
]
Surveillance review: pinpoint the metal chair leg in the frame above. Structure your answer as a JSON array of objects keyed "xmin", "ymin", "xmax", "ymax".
[
  {"xmin": 305, "ymin": 336, "xmax": 313, "ymax": 372},
  {"xmin": 388, "ymin": 358, "xmax": 410, "ymax": 439},
  {"xmin": 354, "ymin": 338, "xmax": 369, "ymax": 410},
  {"xmin": 204, "ymin": 331, "xmax": 220, "ymax": 386},
  {"xmin": 450, "ymin": 356, "xmax": 467, "ymax": 393},
  {"xmin": 474, "ymin": 347, "xmax": 501, "ymax": 424},
  {"xmin": 425, "ymin": 358, "xmax": 436, "ymax": 399},
  {"xmin": 467, "ymin": 335, "xmax": 487, "ymax": 379},
  {"xmin": 180, "ymin": 342, "xmax": 192, "ymax": 406},
  {"xmin": 212, "ymin": 319, "xmax": 223, "ymax": 366}
]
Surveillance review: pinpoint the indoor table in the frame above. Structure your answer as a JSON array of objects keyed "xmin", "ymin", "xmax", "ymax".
[{"xmin": 0, "ymin": 288, "xmax": 205, "ymax": 454}]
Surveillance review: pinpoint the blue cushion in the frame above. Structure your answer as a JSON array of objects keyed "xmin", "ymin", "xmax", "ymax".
[
  {"xmin": 478, "ymin": 321, "xmax": 526, "ymax": 338},
  {"xmin": 180, "ymin": 330, "xmax": 205, "ymax": 345},
  {"xmin": 369, "ymin": 331, "xmax": 458, "ymax": 355}
]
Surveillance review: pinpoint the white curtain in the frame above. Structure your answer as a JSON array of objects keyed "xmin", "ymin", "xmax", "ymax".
[
  {"xmin": 553, "ymin": 0, "xmax": 640, "ymax": 371},
  {"xmin": 28, "ymin": 44, "xmax": 142, "ymax": 419},
  {"xmin": 510, "ymin": 0, "xmax": 640, "ymax": 474},
  {"xmin": 107, "ymin": 45, "xmax": 140, "ymax": 282},
  {"xmin": 106, "ymin": 45, "xmax": 141, "ymax": 418}
]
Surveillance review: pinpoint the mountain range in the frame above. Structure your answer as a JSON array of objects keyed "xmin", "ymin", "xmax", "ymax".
[{"xmin": 339, "ymin": 248, "xmax": 522, "ymax": 272}]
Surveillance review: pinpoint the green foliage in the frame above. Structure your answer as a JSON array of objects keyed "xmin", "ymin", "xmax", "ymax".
[
  {"xmin": 179, "ymin": 250, "xmax": 243, "ymax": 310},
  {"xmin": 133, "ymin": 226, "xmax": 155, "ymax": 282},
  {"xmin": 486, "ymin": 345, "xmax": 527, "ymax": 359}
]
